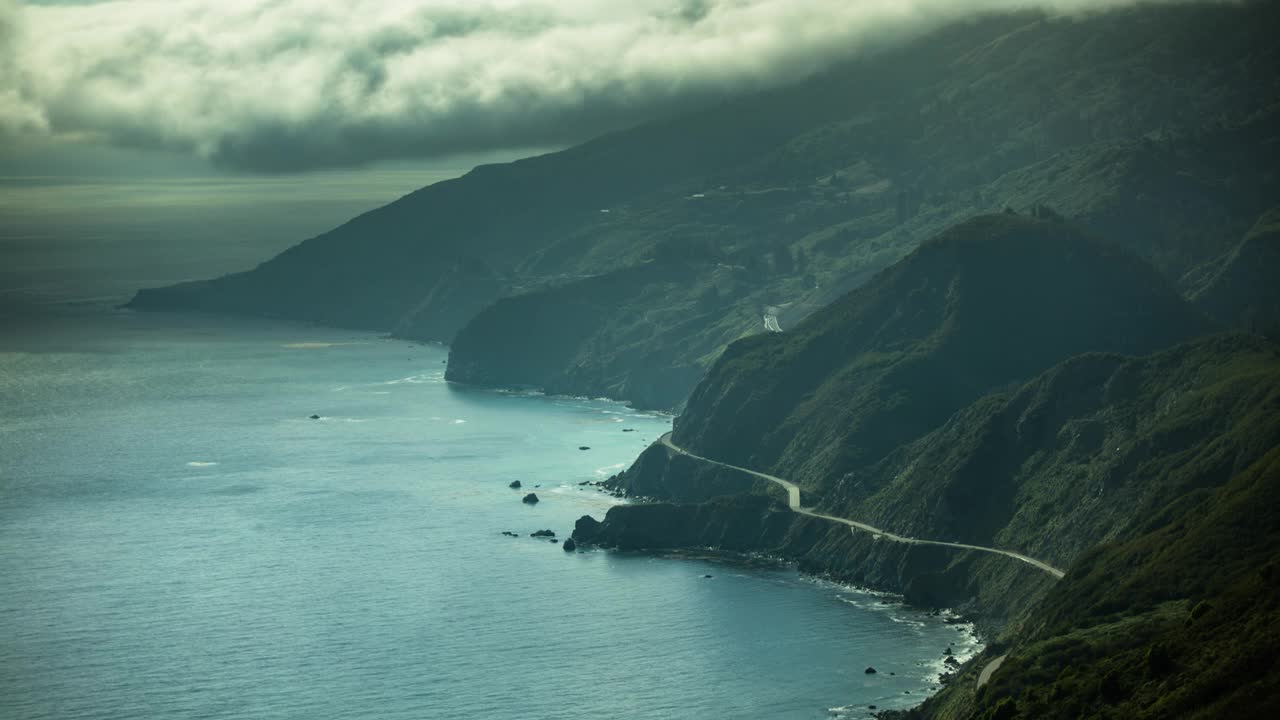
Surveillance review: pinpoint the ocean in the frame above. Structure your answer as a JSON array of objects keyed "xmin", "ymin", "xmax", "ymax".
[{"xmin": 0, "ymin": 301, "xmax": 979, "ymax": 719}]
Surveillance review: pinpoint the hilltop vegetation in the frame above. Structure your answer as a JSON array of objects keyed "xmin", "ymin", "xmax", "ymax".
[{"xmin": 130, "ymin": 1, "xmax": 1280, "ymax": 410}]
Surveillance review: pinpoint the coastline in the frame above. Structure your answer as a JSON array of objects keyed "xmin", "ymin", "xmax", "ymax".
[{"xmin": 571, "ymin": 438, "xmax": 1065, "ymax": 716}]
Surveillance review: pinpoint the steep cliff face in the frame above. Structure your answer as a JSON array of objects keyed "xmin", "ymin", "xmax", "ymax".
[
  {"xmin": 444, "ymin": 261, "xmax": 723, "ymax": 410},
  {"xmin": 908, "ymin": 448, "xmax": 1280, "ymax": 720},
  {"xmin": 673, "ymin": 214, "xmax": 1213, "ymax": 497}
]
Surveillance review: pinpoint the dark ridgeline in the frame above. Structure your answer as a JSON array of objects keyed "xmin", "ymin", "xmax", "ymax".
[{"xmin": 128, "ymin": 2, "xmax": 1280, "ymax": 717}]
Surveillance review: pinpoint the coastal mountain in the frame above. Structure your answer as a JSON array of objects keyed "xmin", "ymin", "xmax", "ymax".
[
  {"xmin": 113, "ymin": 1, "xmax": 1280, "ymax": 716},
  {"xmin": 129, "ymin": 0, "xmax": 1279, "ymax": 410},
  {"xmin": 576, "ymin": 213, "xmax": 1280, "ymax": 717}
]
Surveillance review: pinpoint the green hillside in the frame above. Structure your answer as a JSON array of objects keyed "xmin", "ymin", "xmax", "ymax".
[
  {"xmin": 673, "ymin": 214, "xmax": 1213, "ymax": 494},
  {"xmin": 581, "ymin": 216, "xmax": 1280, "ymax": 717},
  {"xmin": 908, "ymin": 446, "xmax": 1280, "ymax": 720},
  {"xmin": 854, "ymin": 334, "xmax": 1280, "ymax": 568}
]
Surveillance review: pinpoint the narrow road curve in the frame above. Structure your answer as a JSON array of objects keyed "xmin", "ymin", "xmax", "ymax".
[
  {"xmin": 658, "ymin": 432, "xmax": 1064, "ymax": 579},
  {"xmin": 977, "ymin": 654, "xmax": 1007, "ymax": 689}
]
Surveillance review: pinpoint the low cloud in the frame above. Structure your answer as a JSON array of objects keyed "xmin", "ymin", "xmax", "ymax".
[{"xmin": 1, "ymin": 0, "xmax": 1210, "ymax": 172}]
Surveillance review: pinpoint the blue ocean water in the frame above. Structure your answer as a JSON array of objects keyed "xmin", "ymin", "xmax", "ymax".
[{"xmin": 0, "ymin": 305, "xmax": 979, "ymax": 720}]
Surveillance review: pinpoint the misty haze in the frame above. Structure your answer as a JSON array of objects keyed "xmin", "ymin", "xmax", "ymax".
[{"xmin": 2, "ymin": 1, "xmax": 1278, "ymax": 719}]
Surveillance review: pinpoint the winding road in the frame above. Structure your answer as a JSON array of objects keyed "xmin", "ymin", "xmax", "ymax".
[
  {"xmin": 976, "ymin": 654, "xmax": 1008, "ymax": 689},
  {"xmin": 658, "ymin": 432, "xmax": 1064, "ymax": 579}
]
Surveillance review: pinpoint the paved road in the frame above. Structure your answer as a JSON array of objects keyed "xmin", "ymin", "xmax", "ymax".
[
  {"xmin": 976, "ymin": 654, "xmax": 1007, "ymax": 689},
  {"xmin": 658, "ymin": 432, "xmax": 1064, "ymax": 579}
]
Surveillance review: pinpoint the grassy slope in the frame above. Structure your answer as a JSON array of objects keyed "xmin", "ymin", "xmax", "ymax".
[
  {"xmin": 673, "ymin": 214, "xmax": 1213, "ymax": 494},
  {"xmin": 856, "ymin": 335, "xmax": 1280, "ymax": 567},
  {"xmin": 914, "ymin": 445, "xmax": 1280, "ymax": 720}
]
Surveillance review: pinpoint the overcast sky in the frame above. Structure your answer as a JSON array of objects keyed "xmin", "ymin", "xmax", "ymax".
[{"xmin": 3, "ymin": 0, "xmax": 1209, "ymax": 173}]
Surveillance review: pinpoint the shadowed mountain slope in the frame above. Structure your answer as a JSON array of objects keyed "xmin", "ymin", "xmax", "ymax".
[
  {"xmin": 907, "ymin": 444, "xmax": 1280, "ymax": 720},
  {"xmin": 672, "ymin": 214, "xmax": 1214, "ymax": 495},
  {"xmin": 1192, "ymin": 206, "xmax": 1280, "ymax": 335}
]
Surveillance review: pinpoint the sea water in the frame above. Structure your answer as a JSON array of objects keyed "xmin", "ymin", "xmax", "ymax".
[{"xmin": 0, "ymin": 304, "xmax": 979, "ymax": 720}]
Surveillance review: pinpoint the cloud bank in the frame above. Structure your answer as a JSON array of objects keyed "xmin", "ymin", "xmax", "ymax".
[{"xmin": 0, "ymin": 0, "xmax": 1210, "ymax": 172}]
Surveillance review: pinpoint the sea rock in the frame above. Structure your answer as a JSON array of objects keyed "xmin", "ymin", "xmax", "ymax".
[
  {"xmin": 572, "ymin": 515, "xmax": 604, "ymax": 543},
  {"xmin": 509, "ymin": 480, "xmax": 522, "ymax": 489},
  {"xmin": 531, "ymin": 529, "xmax": 556, "ymax": 537},
  {"xmin": 622, "ymin": 428, "xmax": 635, "ymax": 432},
  {"xmin": 549, "ymin": 539, "xmax": 559, "ymax": 544},
  {"xmin": 522, "ymin": 493, "xmax": 540, "ymax": 505},
  {"xmin": 309, "ymin": 414, "xmax": 321, "ymax": 419},
  {"xmin": 501, "ymin": 531, "xmax": 519, "ymax": 537},
  {"xmin": 944, "ymin": 656, "xmax": 961, "ymax": 667},
  {"xmin": 944, "ymin": 646, "xmax": 953, "ymax": 655},
  {"xmin": 578, "ymin": 446, "xmax": 591, "ymax": 451},
  {"xmin": 865, "ymin": 667, "xmax": 877, "ymax": 674},
  {"xmin": 563, "ymin": 538, "xmax": 577, "ymax": 552}
]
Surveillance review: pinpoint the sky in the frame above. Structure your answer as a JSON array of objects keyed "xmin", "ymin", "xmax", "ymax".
[{"xmin": 0, "ymin": 0, "xmax": 1213, "ymax": 306}]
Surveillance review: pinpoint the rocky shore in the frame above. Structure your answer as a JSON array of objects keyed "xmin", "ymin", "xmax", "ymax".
[{"xmin": 571, "ymin": 490, "xmax": 1055, "ymax": 644}]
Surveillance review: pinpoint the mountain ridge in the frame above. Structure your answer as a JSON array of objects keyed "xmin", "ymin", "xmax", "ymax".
[{"xmin": 129, "ymin": 1, "xmax": 1279, "ymax": 410}]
